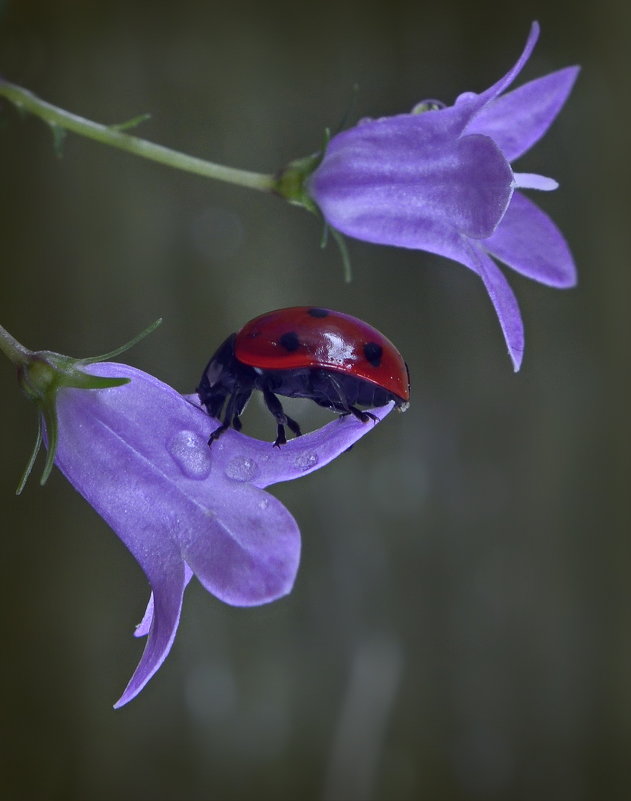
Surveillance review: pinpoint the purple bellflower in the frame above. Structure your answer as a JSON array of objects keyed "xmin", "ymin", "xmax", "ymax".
[
  {"xmin": 50, "ymin": 362, "xmax": 393, "ymax": 707},
  {"xmin": 307, "ymin": 22, "xmax": 579, "ymax": 370}
]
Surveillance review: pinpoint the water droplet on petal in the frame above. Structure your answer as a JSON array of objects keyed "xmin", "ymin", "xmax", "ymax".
[
  {"xmin": 224, "ymin": 455, "xmax": 260, "ymax": 482},
  {"xmin": 411, "ymin": 98, "xmax": 446, "ymax": 114},
  {"xmin": 168, "ymin": 430, "xmax": 212, "ymax": 479},
  {"xmin": 293, "ymin": 451, "xmax": 319, "ymax": 471},
  {"xmin": 455, "ymin": 91, "xmax": 478, "ymax": 105},
  {"xmin": 258, "ymin": 498, "xmax": 270, "ymax": 511}
]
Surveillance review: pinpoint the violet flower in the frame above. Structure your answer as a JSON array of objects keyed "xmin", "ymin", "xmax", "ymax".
[
  {"xmin": 52, "ymin": 362, "xmax": 393, "ymax": 707},
  {"xmin": 308, "ymin": 22, "xmax": 579, "ymax": 370}
]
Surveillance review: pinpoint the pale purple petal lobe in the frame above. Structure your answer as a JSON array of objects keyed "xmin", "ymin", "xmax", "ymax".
[
  {"xmin": 182, "ymin": 483, "xmax": 300, "ymax": 606},
  {"xmin": 401, "ymin": 233, "xmax": 526, "ymax": 370},
  {"xmin": 466, "ymin": 66, "xmax": 580, "ymax": 161},
  {"xmin": 180, "ymin": 394, "xmax": 394, "ymax": 489},
  {"xmin": 453, "ymin": 22, "xmax": 541, "ymax": 124},
  {"xmin": 461, "ymin": 244, "xmax": 525, "ymax": 371},
  {"xmin": 135, "ymin": 565, "xmax": 194, "ymax": 639},
  {"xmin": 134, "ymin": 594, "xmax": 153, "ymax": 638},
  {"xmin": 483, "ymin": 191, "xmax": 577, "ymax": 287},
  {"xmin": 114, "ymin": 562, "xmax": 186, "ymax": 708}
]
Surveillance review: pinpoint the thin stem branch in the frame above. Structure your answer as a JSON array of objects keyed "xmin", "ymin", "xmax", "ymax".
[
  {"xmin": 0, "ymin": 323, "xmax": 30, "ymax": 366},
  {"xmin": 0, "ymin": 79, "xmax": 277, "ymax": 192}
]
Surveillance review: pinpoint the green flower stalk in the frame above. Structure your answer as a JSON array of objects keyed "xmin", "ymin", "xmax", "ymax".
[{"xmin": 0, "ymin": 79, "xmax": 277, "ymax": 192}]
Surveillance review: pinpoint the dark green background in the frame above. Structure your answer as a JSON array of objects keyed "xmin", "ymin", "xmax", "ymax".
[{"xmin": 1, "ymin": 2, "xmax": 628, "ymax": 799}]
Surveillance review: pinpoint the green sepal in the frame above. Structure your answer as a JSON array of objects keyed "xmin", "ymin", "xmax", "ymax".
[
  {"xmin": 7, "ymin": 318, "xmax": 162, "ymax": 492},
  {"xmin": 316, "ymin": 202, "xmax": 352, "ymax": 283},
  {"xmin": 65, "ymin": 374, "xmax": 131, "ymax": 391},
  {"xmin": 329, "ymin": 228, "xmax": 353, "ymax": 283},
  {"xmin": 15, "ymin": 415, "xmax": 43, "ymax": 496},
  {"xmin": 78, "ymin": 317, "xmax": 162, "ymax": 364},
  {"xmin": 39, "ymin": 404, "xmax": 59, "ymax": 488}
]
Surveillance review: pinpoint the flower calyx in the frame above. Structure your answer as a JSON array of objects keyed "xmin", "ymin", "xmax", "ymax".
[
  {"xmin": 274, "ymin": 151, "xmax": 323, "ymax": 210},
  {"xmin": 1, "ymin": 319, "xmax": 162, "ymax": 493}
]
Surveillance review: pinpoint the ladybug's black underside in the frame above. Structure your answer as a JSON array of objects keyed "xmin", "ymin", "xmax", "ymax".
[{"xmin": 197, "ymin": 333, "xmax": 405, "ymax": 446}]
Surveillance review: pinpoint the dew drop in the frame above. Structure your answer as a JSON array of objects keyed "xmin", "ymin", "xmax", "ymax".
[
  {"xmin": 293, "ymin": 451, "xmax": 319, "ymax": 471},
  {"xmin": 411, "ymin": 98, "xmax": 446, "ymax": 113},
  {"xmin": 224, "ymin": 455, "xmax": 260, "ymax": 482},
  {"xmin": 168, "ymin": 430, "xmax": 212, "ymax": 479},
  {"xmin": 456, "ymin": 91, "xmax": 478, "ymax": 105},
  {"xmin": 258, "ymin": 498, "xmax": 270, "ymax": 511}
]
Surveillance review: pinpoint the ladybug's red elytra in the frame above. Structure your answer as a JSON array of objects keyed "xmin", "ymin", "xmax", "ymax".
[{"xmin": 197, "ymin": 306, "xmax": 410, "ymax": 447}]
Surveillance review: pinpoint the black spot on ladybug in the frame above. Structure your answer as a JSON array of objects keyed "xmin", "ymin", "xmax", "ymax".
[
  {"xmin": 279, "ymin": 331, "xmax": 300, "ymax": 352},
  {"xmin": 363, "ymin": 342, "xmax": 383, "ymax": 367},
  {"xmin": 308, "ymin": 307, "xmax": 329, "ymax": 318}
]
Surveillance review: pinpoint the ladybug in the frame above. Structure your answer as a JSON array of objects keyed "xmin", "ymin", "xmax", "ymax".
[{"xmin": 197, "ymin": 306, "xmax": 410, "ymax": 447}]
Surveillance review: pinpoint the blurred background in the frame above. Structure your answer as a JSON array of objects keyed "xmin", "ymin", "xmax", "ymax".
[{"xmin": 1, "ymin": 1, "xmax": 628, "ymax": 799}]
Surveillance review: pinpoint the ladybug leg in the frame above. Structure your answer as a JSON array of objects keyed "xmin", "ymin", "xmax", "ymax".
[
  {"xmin": 318, "ymin": 371, "xmax": 378, "ymax": 425},
  {"xmin": 207, "ymin": 388, "xmax": 251, "ymax": 445},
  {"xmin": 230, "ymin": 389, "xmax": 251, "ymax": 432},
  {"xmin": 285, "ymin": 415, "xmax": 302, "ymax": 438},
  {"xmin": 347, "ymin": 406, "xmax": 379, "ymax": 424},
  {"xmin": 208, "ymin": 418, "xmax": 230, "ymax": 445},
  {"xmin": 262, "ymin": 388, "xmax": 302, "ymax": 447},
  {"xmin": 206, "ymin": 394, "xmax": 232, "ymax": 444}
]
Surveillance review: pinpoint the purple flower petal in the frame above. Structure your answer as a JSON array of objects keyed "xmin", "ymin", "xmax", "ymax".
[
  {"xmin": 460, "ymin": 242, "xmax": 525, "ymax": 371},
  {"xmin": 52, "ymin": 362, "xmax": 392, "ymax": 705},
  {"xmin": 452, "ymin": 22, "xmax": 541, "ymax": 127},
  {"xmin": 310, "ymin": 124, "xmax": 513, "ymax": 245},
  {"xmin": 181, "ymin": 483, "xmax": 300, "ymax": 607},
  {"xmin": 114, "ymin": 562, "xmax": 187, "ymax": 708},
  {"xmin": 466, "ymin": 67, "xmax": 580, "ymax": 161},
  {"xmin": 55, "ymin": 366, "xmax": 301, "ymax": 608},
  {"xmin": 134, "ymin": 594, "xmax": 154, "ymax": 638},
  {"xmin": 483, "ymin": 191, "xmax": 577, "ymax": 287},
  {"xmin": 134, "ymin": 565, "xmax": 194, "ymax": 639},
  {"xmin": 179, "ymin": 394, "xmax": 394, "ymax": 489}
]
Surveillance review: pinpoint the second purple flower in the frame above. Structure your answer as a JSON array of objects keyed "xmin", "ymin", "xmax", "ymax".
[{"xmin": 308, "ymin": 22, "xmax": 579, "ymax": 370}]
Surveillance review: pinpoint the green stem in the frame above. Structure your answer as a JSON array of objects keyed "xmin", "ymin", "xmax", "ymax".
[
  {"xmin": 0, "ymin": 79, "xmax": 277, "ymax": 192},
  {"xmin": 0, "ymin": 323, "xmax": 30, "ymax": 366}
]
